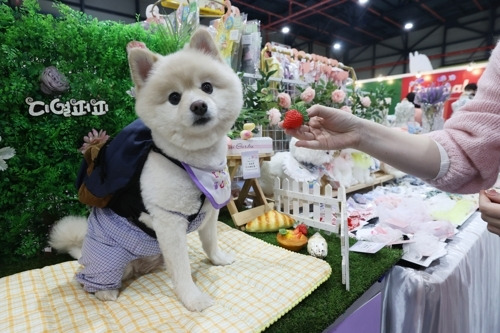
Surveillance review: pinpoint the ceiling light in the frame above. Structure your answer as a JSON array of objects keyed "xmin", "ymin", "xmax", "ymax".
[
  {"xmin": 404, "ymin": 22, "xmax": 413, "ymax": 30},
  {"xmin": 333, "ymin": 43, "xmax": 341, "ymax": 50},
  {"xmin": 281, "ymin": 26, "xmax": 290, "ymax": 34},
  {"xmin": 359, "ymin": 0, "xmax": 369, "ymax": 5}
]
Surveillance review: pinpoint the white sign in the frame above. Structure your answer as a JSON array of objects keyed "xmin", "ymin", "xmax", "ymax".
[
  {"xmin": 26, "ymin": 97, "xmax": 108, "ymax": 117},
  {"xmin": 240, "ymin": 150, "xmax": 260, "ymax": 179},
  {"xmin": 349, "ymin": 241, "xmax": 387, "ymax": 254}
]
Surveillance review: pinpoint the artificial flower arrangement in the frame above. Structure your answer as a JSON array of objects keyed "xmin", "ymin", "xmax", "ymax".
[
  {"xmin": 352, "ymin": 84, "xmax": 393, "ymax": 124},
  {"xmin": 412, "ymin": 74, "xmax": 455, "ymax": 105},
  {"xmin": 229, "ymin": 63, "xmax": 292, "ymax": 138},
  {"xmin": 280, "ymin": 75, "xmax": 393, "ymax": 128},
  {"xmin": 279, "ymin": 77, "xmax": 355, "ymax": 130},
  {"xmin": 232, "ymin": 63, "xmax": 355, "ymax": 136},
  {"xmin": 231, "ymin": 63, "xmax": 393, "ymax": 136},
  {"xmin": 296, "ymin": 78, "xmax": 353, "ymax": 111},
  {"xmin": 411, "ymin": 74, "xmax": 455, "ymax": 132}
]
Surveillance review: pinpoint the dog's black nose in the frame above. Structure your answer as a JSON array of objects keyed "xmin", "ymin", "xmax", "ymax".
[{"xmin": 190, "ymin": 100, "xmax": 207, "ymax": 116}]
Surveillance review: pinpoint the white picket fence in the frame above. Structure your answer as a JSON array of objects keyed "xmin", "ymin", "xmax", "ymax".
[{"xmin": 273, "ymin": 177, "xmax": 350, "ymax": 290}]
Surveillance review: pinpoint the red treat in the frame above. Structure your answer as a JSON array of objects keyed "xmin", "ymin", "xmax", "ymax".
[
  {"xmin": 282, "ymin": 109, "xmax": 307, "ymax": 129},
  {"xmin": 295, "ymin": 223, "xmax": 308, "ymax": 236}
]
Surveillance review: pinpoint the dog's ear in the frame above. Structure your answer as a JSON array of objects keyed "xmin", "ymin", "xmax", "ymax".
[
  {"xmin": 189, "ymin": 27, "xmax": 223, "ymax": 62},
  {"xmin": 128, "ymin": 48, "xmax": 159, "ymax": 92}
]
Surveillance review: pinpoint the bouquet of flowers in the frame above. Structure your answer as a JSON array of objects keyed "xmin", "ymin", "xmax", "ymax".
[
  {"xmin": 412, "ymin": 74, "xmax": 455, "ymax": 105},
  {"xmin": 411, "ymin": 74, "xmax": 455, "ymax": 131}
]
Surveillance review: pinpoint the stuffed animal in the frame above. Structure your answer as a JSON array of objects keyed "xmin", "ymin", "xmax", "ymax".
[
  {"xmin": 327, "ymin": 149, "xmax": 355, "ymax": 188},
  {"xmin": 260, "ymin": 137, "xmax": 334, "ymax": 196},
  {"xmin": 351, "ymin": 150, "xmax": 375, "ymax": 185}
]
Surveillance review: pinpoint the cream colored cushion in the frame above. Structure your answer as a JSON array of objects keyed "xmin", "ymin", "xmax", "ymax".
[{"xmin": 1, "ymin": 222, "xmax": 331, "ymax": 332}]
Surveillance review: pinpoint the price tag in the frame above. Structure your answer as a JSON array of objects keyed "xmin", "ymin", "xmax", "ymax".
[
  {"xmin": 241, "ymin": 150, "xmax": 260, "ymax": 179},
  {"xmin": 349, "ymin": 241, "xmax": 387, "ymax": 254}
]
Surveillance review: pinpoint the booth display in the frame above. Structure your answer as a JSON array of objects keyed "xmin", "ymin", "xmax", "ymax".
[{"xmin": 2, "ymin": 1, "xmax": 499, "ymax": 333}]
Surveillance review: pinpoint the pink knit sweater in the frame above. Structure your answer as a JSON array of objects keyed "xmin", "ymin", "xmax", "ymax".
[{"xmin": 425, "ymin": 41, "xmax": 500, "ymax": 194}]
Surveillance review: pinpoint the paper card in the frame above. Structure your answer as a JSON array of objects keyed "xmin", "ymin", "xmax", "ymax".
[
  {"xmin": 401, "ymin": 242, "xmax": 447, "ymax": 267},
  {"xmin": 241, "ymin": 150, "xmax": 260, "ymax": 179},
  {"xmin": 349, "ymin": 241, "xmax": 387, "ymax": 254}
]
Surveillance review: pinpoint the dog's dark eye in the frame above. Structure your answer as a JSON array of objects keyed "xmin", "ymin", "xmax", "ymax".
[
  {"xmin": 168, "ymin": 92, "xmax": 181, "ymax": 105},
  {"xmin": 201, "ymin": 82, "xmax": 213, "ymax": 94}
]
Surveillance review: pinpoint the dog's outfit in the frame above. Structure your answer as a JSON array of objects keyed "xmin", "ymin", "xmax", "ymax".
[
  {"xmin": 76, "ymin": 207, "xmax": 162, "ymax": 292},
  {"xmin": 75, "ymin": 119, "xmax": 231, "ymax": 292}
]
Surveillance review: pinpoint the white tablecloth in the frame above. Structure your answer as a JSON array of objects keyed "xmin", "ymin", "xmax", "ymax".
[{"xmin": 381, "ymin": 212, "xmax": 500, "ymax": 333}]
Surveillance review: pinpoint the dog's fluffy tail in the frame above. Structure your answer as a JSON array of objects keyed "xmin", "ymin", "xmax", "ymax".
[{"xmin": 49, "ymin": 216, "xmax": 88, "ymax": 259}]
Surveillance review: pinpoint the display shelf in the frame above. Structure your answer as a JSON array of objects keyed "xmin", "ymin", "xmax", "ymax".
[{"xmin": 325, "ymin": 171, "xmax": 396, "ymax": 197}]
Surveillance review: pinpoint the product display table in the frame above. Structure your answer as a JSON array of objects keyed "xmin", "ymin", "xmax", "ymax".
[{"xmin": 381, "ymin": 211, "xmax": 500, "ymax": 333}]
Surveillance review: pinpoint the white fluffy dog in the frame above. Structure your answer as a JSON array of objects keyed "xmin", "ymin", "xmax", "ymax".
[{"xmin": 49, "ymin": 28, "xmax": 242, "ymax": 312}]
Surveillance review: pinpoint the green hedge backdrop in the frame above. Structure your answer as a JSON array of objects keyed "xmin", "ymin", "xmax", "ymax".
[{"xmin": 0, "ymin": 0, "xmax": 181, "ymax": 261}]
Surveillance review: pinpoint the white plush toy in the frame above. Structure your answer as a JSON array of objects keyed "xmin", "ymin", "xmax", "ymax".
[
  {"xmin": 350, "ymin": 150, "xmax": 375, "ymax": 185},
  {"xmin": 260, "ymin": 137, "xmax": 334, "ymax": 196},
  {"xmin": 328, "ymin": 149, "xmax": 355, "ymax": 188}
]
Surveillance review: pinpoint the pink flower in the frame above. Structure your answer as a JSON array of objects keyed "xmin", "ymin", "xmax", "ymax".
[
  {"xmin": 331, "ymin": 89, "xmax": 346, "ymax": 104},
  {"xmin": 277, "ymin": 92, "xmax": 292, "ymax": 108},
  {"xmin": 330, "ymin": 70, "xmax": 349, "ymax": 83},
  {"xmin": 79, "ymin": 129, "xmax": 109, "ymax": 153},
  {"xmin": 340, "ymin": 105, "xmax": 352, "ymax": 113},
  {"xmin": 300, "ymin": 87, "xmax": 316, "ymax": 103},
  {"xmin": 267, "ymin": 107, "xmax": 282, "ymax": 126},
  {"xmin": 360, "ymin": 96, "xmax": 371, "ymax": 107}
]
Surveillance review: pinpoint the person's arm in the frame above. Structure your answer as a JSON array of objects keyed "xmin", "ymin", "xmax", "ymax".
[
  {"xmin": 357, "ymin": 118, "xmax": 442, "ymax": 179},
  {"xmin": 287, "ymin": 41, "xmax": 500, "ymax": 194},
  {"xmin": 425, "ymin": 41, "xmax": 500, "ymax": 193}
]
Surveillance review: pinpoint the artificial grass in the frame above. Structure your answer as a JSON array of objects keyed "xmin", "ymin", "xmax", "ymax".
[
  {"xmin": 218, "ymin": 209, "xmax": 403, "ymax": 332},
  {"xmin": 0, "ymin": 210, "xmax": 402, "ymax": 333}
]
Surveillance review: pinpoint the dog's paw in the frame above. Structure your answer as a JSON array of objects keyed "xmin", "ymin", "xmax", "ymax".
[
  {"xmin": 95, "ymin": 289, "xmax": 119, "ymax": 301},
  {"xmin": 180, "ymin": 290, "xmax": 215, "ymax": 312},
  {"xmin": 209, "ymin": 250, "xmax": 235, "ymax": 266}
]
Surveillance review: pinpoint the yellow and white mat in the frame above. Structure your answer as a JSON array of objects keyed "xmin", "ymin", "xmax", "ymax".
[{"xmin": 1, "ymin": 222, "xmax": 331, "ymax": 332}]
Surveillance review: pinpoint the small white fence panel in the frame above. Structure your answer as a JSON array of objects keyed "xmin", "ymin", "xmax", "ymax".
[{"xmin": 273, "ymin": 177, "xmax": 350, "ymax": 290}]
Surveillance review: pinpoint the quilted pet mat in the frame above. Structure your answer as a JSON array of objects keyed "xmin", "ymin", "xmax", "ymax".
[{"xmin": 1, "ymin": 222, "xmax": 331, "ymax": 333}]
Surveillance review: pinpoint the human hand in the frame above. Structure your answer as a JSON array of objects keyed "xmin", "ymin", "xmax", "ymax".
[
  {"xmin": 479, "ymin": 189, "xmax": 500, "ymax": 236},
  {"xmin": 279, "ymin": 104, "xmax": 363, "ymax": 151}
]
